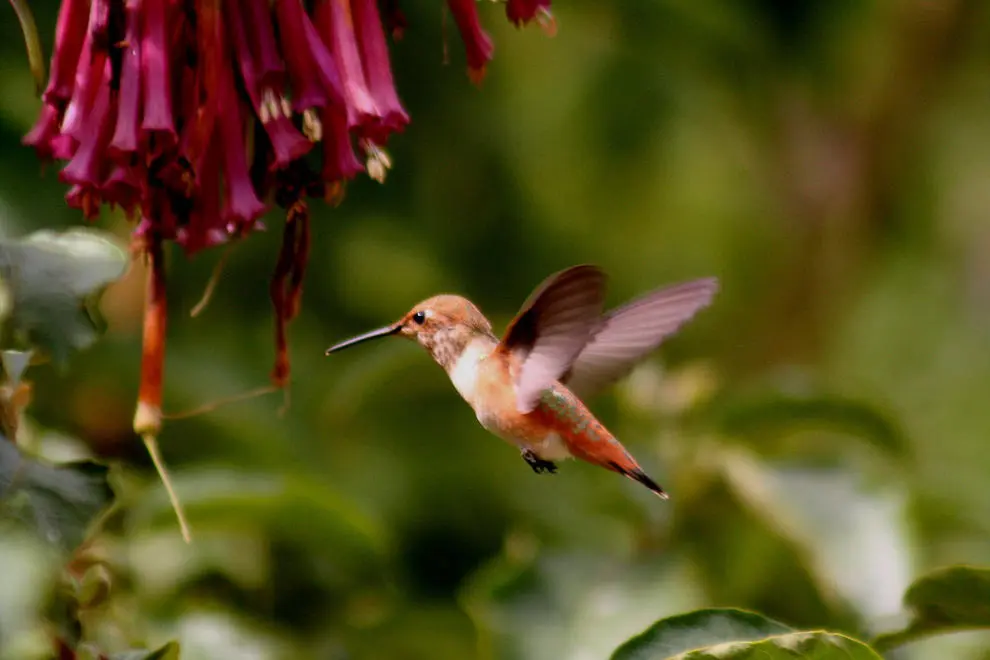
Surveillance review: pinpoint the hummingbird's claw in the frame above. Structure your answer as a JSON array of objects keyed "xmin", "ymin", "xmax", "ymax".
[{"xmin": 521, "ymin": 449, "xmax": 558, "ymax": 475}]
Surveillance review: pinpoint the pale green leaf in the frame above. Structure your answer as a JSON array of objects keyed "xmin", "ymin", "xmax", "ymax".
[{"xmin": 873, "ymin": 565, "xmax": 990, "ymax": 652}]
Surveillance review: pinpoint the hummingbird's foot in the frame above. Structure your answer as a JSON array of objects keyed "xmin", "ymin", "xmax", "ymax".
[{"xmin": 521, "ymin": 449, "xmax": 558, "ymax": 475}]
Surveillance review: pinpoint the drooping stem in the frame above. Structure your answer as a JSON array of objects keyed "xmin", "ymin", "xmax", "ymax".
[
  {"xmin": 134, "ymin": 235, "xmax": 191, "ymax": 543},
  {"xmin": 8, "ymin": 0, "xmax": 46, "ymax": 95},
  {"xmin": 190, "ymin": 241, "xmax": 234, "ymax": 318}
]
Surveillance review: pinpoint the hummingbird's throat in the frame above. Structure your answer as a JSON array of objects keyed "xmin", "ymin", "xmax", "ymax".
[{"xmin": 421, "ymin": 325, "xmax": 488, "ymax": 371}]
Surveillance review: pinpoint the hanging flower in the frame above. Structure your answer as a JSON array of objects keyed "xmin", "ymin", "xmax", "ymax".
[{"xmin": 16, "ymin": 0, "xmax": 556, "ymax": 541}]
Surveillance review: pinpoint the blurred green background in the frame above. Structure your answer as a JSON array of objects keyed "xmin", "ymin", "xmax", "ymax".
[{"xmin": 2, "ymin": 0, "xmax": 990, "ymax": 658}]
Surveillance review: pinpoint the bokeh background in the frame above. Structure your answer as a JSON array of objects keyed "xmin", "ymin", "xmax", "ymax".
[{"xmin": 1, "ymin": 0, "xmax": 990, "ymax": 658}]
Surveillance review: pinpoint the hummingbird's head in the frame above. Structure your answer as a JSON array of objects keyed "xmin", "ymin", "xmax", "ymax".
[{"xmin": 325, "ymin": 294, "xmax": 493, "ymax": 369}]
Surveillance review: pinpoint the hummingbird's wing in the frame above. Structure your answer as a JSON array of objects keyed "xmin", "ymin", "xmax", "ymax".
[
  {"xmin": 498, "ymin": 265, "xmax": 607, "ymax": 413},
  {"xmin": 560, "ymin": 277, "xmax": 718, "ymax": 399}
]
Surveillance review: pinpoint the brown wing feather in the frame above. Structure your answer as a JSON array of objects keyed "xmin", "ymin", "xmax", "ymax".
[
  {"xmin": 498, "ymin": 265, "xmax": 607, "ymax": 413},
  {"xmin": 561, "ymin": 277, "xmax": 718, "ymax": 398}
]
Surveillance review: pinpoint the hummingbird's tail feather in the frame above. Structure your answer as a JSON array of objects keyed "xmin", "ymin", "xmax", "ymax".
[{"xmin": 608, "ymin": 461, "xmax": 669, "ymax": 500}]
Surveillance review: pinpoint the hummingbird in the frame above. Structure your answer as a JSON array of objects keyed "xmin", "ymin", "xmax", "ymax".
[{"xmin": 325, "ymin": 265, "xmax": 718, "ymax": 499}]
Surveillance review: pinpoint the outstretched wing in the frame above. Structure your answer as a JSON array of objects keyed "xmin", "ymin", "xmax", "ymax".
[
  {"xmin": 561, "ymin": 277, "xmax": 718, "ymax": 398},
  {"xmin": 498, "ymin": 265, "xmax": 607, "ymax": 413}
]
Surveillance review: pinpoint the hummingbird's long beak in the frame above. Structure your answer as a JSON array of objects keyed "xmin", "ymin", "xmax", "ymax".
[{"xmin": 325, "ymin": 323, "xmax": 403, "ymax": 355}]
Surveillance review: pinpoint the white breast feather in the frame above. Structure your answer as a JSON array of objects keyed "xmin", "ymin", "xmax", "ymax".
[{"xmin": 449, "ymin": 340, "xmax": 489, "ymax": 405}]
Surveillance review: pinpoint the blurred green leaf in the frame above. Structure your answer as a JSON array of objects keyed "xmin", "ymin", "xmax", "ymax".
[
  {"xmin": 712, "ymin": 390, "xmax": 907, "ymax": 458},
  {"xmin": 872, "ymin": 566, "xmax": 990, "ymax": 652},
  {"xmin": 131, "ymin": 468, "xmax": 386, "ymax": 562},
  {"xmin": 0, "ymin": 435, "xmax": 113, "ymax": 554},
  {"xmin": 611, "ymin": 608, "xmax": 793, "ymax": 659},
  {"xmin": 0, "ymin": 228, "xmax": 128, "ymax": 365},
  {"xmin": 615, "ymin": 618, "xmax": 881, "ymax": 659},
  {"xmin": 109, "ymin": 640, "xmax": 181, "ymax": 660},
  {"xmin": 463, "ymin": 542, "xmax": 705, "ymax": 660}
]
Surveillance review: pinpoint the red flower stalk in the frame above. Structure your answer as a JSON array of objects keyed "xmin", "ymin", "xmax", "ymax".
[
  {"xmin": 446, "ymin": 0, "xmax": 494, "ymax": 85},
  {"xmin": 270, "ymin": 203, "xmax": 310, "ymax": 388}
]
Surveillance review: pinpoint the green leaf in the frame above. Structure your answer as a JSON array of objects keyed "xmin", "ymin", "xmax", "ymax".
[
  {"xmin": 0, "ymin": 228, "xmax": 128, "ymax": 365},
  {"xmin": 0, "ymin": 435, "xmax": 114, "ymax": 554},
  {"xmin": 711, "ymin": 387, "xmax": 908, "ymax": 458},
  {"xmin": 109, "ymin": 640, "xmax": 181, "ymax": 660},
  {"xmin": 463, "ymin": 546, "xmax": 706, "ymax": 660},
  {"xmin": 872, "ymin": 565, "xmax": 990, "ymax": 652},
  {"xmin": 611, "ymin": 608, "xmax": 881, "ymax": 659},
  {"xmin": 611, "ymin": 608, "xmax": 793, "ymax": 659},
  {"xmin": 130, "ymin": 468, "xmax": 386, "ymax": 566}
]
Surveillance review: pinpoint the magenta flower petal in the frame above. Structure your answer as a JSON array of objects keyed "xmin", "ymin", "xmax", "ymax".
[
  {"xmin": 446, "ymin": 0, "xmax": 495, "ymax": 84},
  {"xmin": 141, "ymin": 0, "xmax": 177, "ymax": 142},
  {"xmin": 23, "ymin": 103, "xmax": 62, "ymax": 161},
  {"xmin": 65, "ymin": 184, "xmax": 101, "ymax": 220},
  {"xmin": 43, "ymin": 0, "xmax": 90, "ymax": 105},
  {"xmin": 101, "ymin": 162, "xmax": 142, "ymax": 216},
  {"xmin": 315, "ymin": 0, "xmax": 379, "ymax": 130},
  {"xmin": 352, "ymin": 0, "xmax": 409, "ymax": 142},
  {"xmin": 110, "ymin": 0, "xmax": 144, "ymax": 157}
]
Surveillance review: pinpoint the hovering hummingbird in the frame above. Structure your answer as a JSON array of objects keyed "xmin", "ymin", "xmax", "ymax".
[{"xmin": 325, "ymin": 265, "xmax": 718, "ymax": 499}]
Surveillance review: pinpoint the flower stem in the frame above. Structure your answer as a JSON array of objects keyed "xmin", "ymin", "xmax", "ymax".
[
  {"xmin": 142, "ymin": 432, "xmax": 191, "ymax": 543},
  {"xmin": 134, "ymin": 235, "xmax": 191, "ymax": 543}
]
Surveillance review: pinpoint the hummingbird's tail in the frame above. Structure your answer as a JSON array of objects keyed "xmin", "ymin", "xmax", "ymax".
[{"xmin": 607, "ymin": 461, "xmax": 669, "ymax": 500}]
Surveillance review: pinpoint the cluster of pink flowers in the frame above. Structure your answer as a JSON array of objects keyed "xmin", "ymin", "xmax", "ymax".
[
  {"xmin": 20, "ymin": 0, "xmax": 554, "ymax": 419},
  {"xmin": 24, "ymin": 0, "xmax": 554, "ymax": 256}
]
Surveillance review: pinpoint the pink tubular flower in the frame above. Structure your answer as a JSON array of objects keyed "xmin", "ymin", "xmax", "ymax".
[
  {"xmin": 446, "ymin": 0, "xmax": 495, "ymax": 85},
  {"xmin": 228, "ymin": 0, "xmax": 312, "ymax": 169},
  {"xmin": 140, "ymin": 0, "xmax": 176, "ymax": 142},
  {"xmin": 275, "ymin": 0, "xmax": 332, "ymax": 112},
  {"xmin": 316, "ymin": 0, "xmax": 379, "ymax": 131},
  {"xmin": 43, "ymin": 0, "xmax": 89, "ymax": 105},
  {"xmin": 109, "ymin": 0, "xmax": 142, "ymax": 157},
  {"xmin": 352, "ymin": 0, "xmax": 409, "ymax": 142}
]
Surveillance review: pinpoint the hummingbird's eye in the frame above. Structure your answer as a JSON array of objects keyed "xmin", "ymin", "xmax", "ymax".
[{"xmin": 412, "ymin": 311, "xmax": 426, "ymax": 325}]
